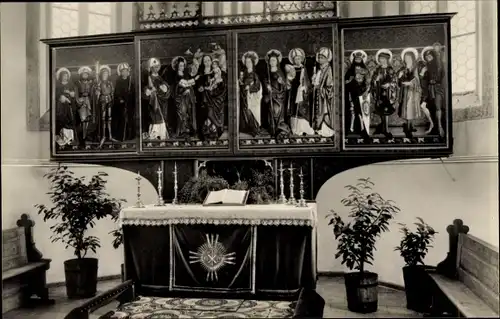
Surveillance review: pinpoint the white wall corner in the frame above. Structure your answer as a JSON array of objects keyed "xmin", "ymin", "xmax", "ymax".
[{"xmin": 120, "ymin": 2, "xmax": 134, "ymax": 32}]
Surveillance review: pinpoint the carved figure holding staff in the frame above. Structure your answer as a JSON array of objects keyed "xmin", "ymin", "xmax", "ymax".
[
  {"xmin": 312, "ymin": 47, "xmax": 335, "ymax": 137},
  {"xmin": 95, "ymin": 64, "xmax": 116, "ymax": 148},
  {"xmin": 421, "ymin": 46, "xmax": 445, "ymax": 137},
  {"xmin": 346, "ymin": 67, "xmax": 371, "ymax": 138},
  {"xmin": 144, "ymin": 57, "xmax": 170, "ymax": 140},
  {"xmin": 345, "ymin": 50, "xmax": 370, "ymax": 136},
  {"xmin": 288, "ymin": 48, "xmax": 314, "ymax": 136},
  {"xmin": 112, "ymin": 62, "xmax": 135, "ymax": 141},
  {"xmin": 371, "ymin": 49, "xmax": 397, "ymax": 139},
  {"xmin": 75, "ymin": 65, "xmax": 94, "ymax": 142},
  {"xmin": 264, "ymin": 49, "xmax": 290, "ymax": 139}
]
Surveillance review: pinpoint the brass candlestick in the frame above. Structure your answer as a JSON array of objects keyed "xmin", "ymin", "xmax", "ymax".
[
  {"xmin": 172, "ymin": 162, "xmax": 178, "ymax": 205},
  {"xmin": 155, "ymin": 166, "xmax": 165, "ymax": 206},
  {"xmin": 135, "ymin": 171, "xmax": 145, "ymax": 208},
  {"xmin": 297, "ymin": 167, "xmax": 307, "ymax": 207},
  {"xmin": 287, "ymin": 163, "xmax": 296, "ymax": 205},
  {"xmin": 278, "ymin": 160, "xmax": 287, "ymax": 204}
]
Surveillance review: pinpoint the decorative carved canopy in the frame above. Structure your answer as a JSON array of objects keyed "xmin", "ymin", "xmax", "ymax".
[{"xmin": 135, "ymin": 1, "xmax": 337, "ymax": 30}]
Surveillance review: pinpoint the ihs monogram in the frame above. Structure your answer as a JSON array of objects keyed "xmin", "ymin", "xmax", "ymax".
[{"xmin": 189, "ymin": 234, "xmax": 236, "ymax": 282}]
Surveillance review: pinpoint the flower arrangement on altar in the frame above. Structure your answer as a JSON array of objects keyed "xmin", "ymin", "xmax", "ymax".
[{"xmin": 178, "ymin": 168, "xmax": 275, "ymax": 205}]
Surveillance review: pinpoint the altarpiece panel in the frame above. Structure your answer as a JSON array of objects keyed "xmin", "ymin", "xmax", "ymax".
[
  {"xmin": 234, "ymin": 25, "xmax": 340, "ymax": 155},
  {"xmin": 340, "ymin": 17, "xmax": 453, "ymax": 152},
  {"xmin": 51, "ymin": 40, "xmax": 137, "ymax": 158},
  {"xmin": 137, "ymin": 32, "xmax": 232, "ymax": 156}
]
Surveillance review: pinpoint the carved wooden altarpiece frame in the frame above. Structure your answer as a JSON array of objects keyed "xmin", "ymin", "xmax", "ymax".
[{"xmin": 41, "ymin": 2, "xmax": 455, "ymax": 162}]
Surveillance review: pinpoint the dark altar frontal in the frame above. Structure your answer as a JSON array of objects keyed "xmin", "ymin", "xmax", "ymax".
[{"xmin": 120, "ymin": 204, "xmax": 317, "ymax": 300}]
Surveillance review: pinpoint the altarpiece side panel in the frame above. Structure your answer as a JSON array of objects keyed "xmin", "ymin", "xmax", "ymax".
[
  {"xmin": 51, "ymin": 42, "xmax": 137, "ymax": 158},
  {"xmin": 341, "ymin": 22, "xmax": 452, "ymax": 152}
]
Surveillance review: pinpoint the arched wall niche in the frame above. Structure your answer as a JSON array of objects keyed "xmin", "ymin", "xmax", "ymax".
[
  {"xmin": 315, "ymin": 158, "xmax": 498, "ymax": 286},
  {"xmin": 105, "ymin": 156, "xmax": 410, "ymax": 203}
]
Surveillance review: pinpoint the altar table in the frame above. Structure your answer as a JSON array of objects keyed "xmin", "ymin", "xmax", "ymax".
[{"xmin": 120, "ymin": 204, "xmax": 317, "ymax": 298}]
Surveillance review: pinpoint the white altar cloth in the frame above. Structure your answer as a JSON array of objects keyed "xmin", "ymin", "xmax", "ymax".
[{"xmin": 120, "ymin": 203, "xmax": 317, "ymax": 227}]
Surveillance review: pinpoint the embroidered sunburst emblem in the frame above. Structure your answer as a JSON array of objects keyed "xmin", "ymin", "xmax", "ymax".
[{"xmin": 189, "ymin": 234, "xmax": 236, "ymax": 282}]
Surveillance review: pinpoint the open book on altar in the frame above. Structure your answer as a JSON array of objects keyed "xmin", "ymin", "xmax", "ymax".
[{"xmin": 203, "ymin": 189, "xmax": 249, "ymax": 206}]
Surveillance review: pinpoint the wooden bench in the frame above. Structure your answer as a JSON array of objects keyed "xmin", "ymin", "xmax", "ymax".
[
  {"xmin": 428, "ymin": 219, "xmax": 499, "ymax": 318},
  {"xmin": 2, "ymin": 214, "xmax": 55, "ymax": 313}
]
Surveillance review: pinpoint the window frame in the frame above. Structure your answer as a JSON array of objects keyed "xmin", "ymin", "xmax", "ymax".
[
  {"xmin": 445, "ymin": 0, "xmax": 482, "ymax": 110},
  {"xmin": 405, "ymin": 0, "xmax": 493, "ymax": 121},
  {"xmin": 27, "ymin": 2, "xmax": 495, "ymax": 132},
  {"xmin": 28, "ymin": 2, "xmax": 121, "ymax": 131},
  {"xmin": 448, "ymin": 0, "xmax": 495, "ymax": 121},
  {"xmin": 47, "ymin": 2, "xmax": 116, "ymax": 38}
]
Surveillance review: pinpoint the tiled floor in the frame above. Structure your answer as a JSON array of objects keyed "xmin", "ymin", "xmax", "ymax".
[{"xmin": 3, "ymin": 276, "xmax": 422, "ymax": 318}]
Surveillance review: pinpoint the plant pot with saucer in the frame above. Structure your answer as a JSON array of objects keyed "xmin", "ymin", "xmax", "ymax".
[
  {"xmin": 36, "ymin": 165, "xmax": 124, "ymax": 299},
  {"xmin": 395, "ymin": 218, "xmax": 437, "ymax": 313},
  {"xmin": 327, "ymin": 178, "xmax": 400, "ymax": 314}
]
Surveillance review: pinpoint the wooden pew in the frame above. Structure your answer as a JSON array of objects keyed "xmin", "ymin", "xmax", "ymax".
[
  {"xmin": 2, "ymin": 214, "xmax": 55, "ymax": 313},
  {"xmin": 428, "ymin": 219, "xmax": 499, "ymax": 318}
]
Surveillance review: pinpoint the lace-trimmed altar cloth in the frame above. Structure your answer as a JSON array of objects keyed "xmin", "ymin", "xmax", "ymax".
[{"xmin": 120, "ymin": 203, "xmax": 317, "ymax": 227}]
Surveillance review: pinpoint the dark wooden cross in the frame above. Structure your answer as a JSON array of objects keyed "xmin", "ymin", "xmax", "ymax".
[
  {"xmin": 436, "ymin": 219, "xmax": 470, "ymax": 279},
  {"xmin": 17, "ymin": 213, "xmax": 43, "ymax": 262}
]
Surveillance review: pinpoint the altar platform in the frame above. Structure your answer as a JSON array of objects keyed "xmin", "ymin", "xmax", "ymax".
[{"xmin": 120, "ymin": 204, "xmax": 317, "ymax": 300}]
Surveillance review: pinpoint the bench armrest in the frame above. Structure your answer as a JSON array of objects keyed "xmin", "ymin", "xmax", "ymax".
[{"xmin": 64, "ymin": 280, "xmax": 135, "ymax": 319}]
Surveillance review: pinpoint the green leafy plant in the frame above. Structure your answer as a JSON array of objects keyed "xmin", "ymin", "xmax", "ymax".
[
  {"xmin": 241, "ymin": 169, "xmax": 275, "ymax": 204},
  {"xmin": 35, "ymin": 165, "xmax": 125, "ymax": 259},
  {"xmin": 178, "ymin": 168, "xmax": 275, "ymax": 205},
  {"xmin": 395, "ymin": 218, "xmax": 437, "ymax": 266},
  {"xmin": 109, "ymin": 228, "xmax": 123, "ymax": 249},
  {"xmin": 179, "ymin": 170, "xmax": 230, "ymax": 204},
  {"xmin": 327, "ymin": 178, "xmax": 400, "ymax": 273}
]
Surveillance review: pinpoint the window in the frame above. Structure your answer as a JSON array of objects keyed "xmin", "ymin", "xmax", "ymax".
[
  {"xmin": 409, "ymin": 0, "xmax": 478, "ymax": 96},
  {"xmin": 50, "ymin": 2, "xmax": 113, "ymax": 38}
]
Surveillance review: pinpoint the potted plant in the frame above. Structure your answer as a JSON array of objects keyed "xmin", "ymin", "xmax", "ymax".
[
  {"xmin": 109, "ymin": 225, "xmax": 124, "ymax": 281},
  {"xmin": 395, "ymin": 217, "xmax": 437, "ymax": 313},
  {"xmin": 327, "ymin": 178, "xmax": 400, "ymax": 313},
  {"xmin": 35, "ymin": 165, "xmax": 124, "ymax": 299}
]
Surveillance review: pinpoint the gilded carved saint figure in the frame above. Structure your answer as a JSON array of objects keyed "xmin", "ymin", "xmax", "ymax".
[
  {"xmin": 144, "ymin": 57, "xmax": 170, "ymax": 140},
  {"xmin": 239, "ymin": 51, "xmax": 262, "ymax": 137},
  {"xmin": 312, "ymin": 47, "xmax": 335, "ymax": 138},
  {"xmin": 370, "ymin": 49, "xmax": 397, "ymax": 139},
  {"xmin": 112, "ymin": 62, "xmax": 135, "ymax": 141},
  {"xmin": 264, "ymin": 49, "xmax": 290, "ymax": 139},
  {"xmin": 397, "ymin": 48, "xmax": 423, "ymax": 138},
  {"xmin": 173, "ymin": 56, "xmax": 198, "ymax": 138},
  {"xmin": 95, "ymin": 65, "xmax": 115, "ymax": 148},
  {"xmin": 55, "ymin": 67, "xmax": 78, "ymax": 146},
  {"xmin": 74, "ymin": 66, "xmax": 94, "ymax": 142},
  {"xmin": 288, "ymin": 48, "xmax": 314, "ymax": 136}
]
